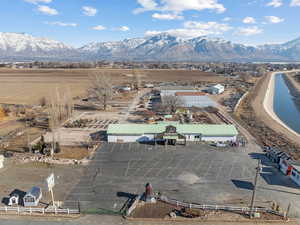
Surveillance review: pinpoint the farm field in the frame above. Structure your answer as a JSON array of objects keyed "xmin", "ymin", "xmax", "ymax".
[{"xmin": 0, "ymin": 69, "xmax": 224, "ymax": 105}]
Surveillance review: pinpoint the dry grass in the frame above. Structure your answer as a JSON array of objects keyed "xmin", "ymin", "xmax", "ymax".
[
  {"xmin": 0, "ymin": 68, "xmax": 222, "ymax": 105},
  {"xmin": 55, "ymin": 146, "xmax": 89, "ymax": 160}
]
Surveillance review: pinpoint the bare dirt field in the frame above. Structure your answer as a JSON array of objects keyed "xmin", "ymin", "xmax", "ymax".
[{"xmin": 0, "ymin": 68, "xmax": 223, "ymax": 105}]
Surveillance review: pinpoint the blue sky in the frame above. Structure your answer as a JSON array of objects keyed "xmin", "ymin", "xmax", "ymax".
[{"xmin": 1, "ymin": 0, "xmax": 300, "ymax": 47}]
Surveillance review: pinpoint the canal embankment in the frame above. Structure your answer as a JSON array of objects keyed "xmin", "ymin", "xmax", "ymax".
[
  {"xmin": 263, "ymin": 72, "xmax": 300, "ymax": 138},
  {"xmin": 235, "ymin": 70, "xmax": 300, "ymax": 159}
]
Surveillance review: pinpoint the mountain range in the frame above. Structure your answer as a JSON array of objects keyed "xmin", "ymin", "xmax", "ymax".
[{"xmin": 0, "ymin": 32, "xmax": 300, "ymax": 62}]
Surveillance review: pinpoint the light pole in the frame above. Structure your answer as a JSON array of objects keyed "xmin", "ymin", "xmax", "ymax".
[{"xmin": 250, "ymin": 159, "xmax": 262, "ymax": 218}]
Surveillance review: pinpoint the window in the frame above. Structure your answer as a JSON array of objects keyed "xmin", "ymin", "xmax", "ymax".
[{"xmin": 24, "ymin": 196, "xmax": 35, "ymax": 202}]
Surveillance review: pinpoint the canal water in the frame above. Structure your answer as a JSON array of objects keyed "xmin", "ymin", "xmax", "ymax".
[{"xmin": 273, "ymin": 73, "xmax": 300, "ymax": 134}]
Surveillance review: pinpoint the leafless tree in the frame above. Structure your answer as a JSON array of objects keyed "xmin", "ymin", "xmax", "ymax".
[
  {"xmin": 88, "ymin": 72, "xmax": 113, "ymax": 110},
  {"xmin": 162, "ymin": 95, "xmax": 184, "ymax": 114},
  {"xmin": 48, "ymin": 86, "xmax": 73, "ymax": 157},
  {"xmin": 39, "ymin": 96, "xmax": 47, "ymax": 107},
  {"xmin": 131, "ymin": 70, "xmax": 143, "ymax": 90}
]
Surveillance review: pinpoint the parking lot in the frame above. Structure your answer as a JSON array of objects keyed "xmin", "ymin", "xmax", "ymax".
[{"xmin": 64, "ymin": 142, "xmax": 300, "ymax": 217}]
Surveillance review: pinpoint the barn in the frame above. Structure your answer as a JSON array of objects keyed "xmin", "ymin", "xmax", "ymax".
[{"xmin": 107, "ymin": 123, "xmax": 238, "ymax": 144}]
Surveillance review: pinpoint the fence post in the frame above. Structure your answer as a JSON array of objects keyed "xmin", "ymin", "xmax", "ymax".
[
  {"xmin": 55, "ymin": 207, "xmax": 57, "ymax": 215},
  {"xmin": 17, "ymin": 206, "xmax": 20, "ymax": 215},
  {"xmin": 176, "ymin": 201, "xmax": 178, "ymax": 207},
  {"xmin": 68, "ymin": 208, "xmax": 70, "ymax": 215},
  {"xmin": 5, "ymin": 206, "xmax": 7, "ymax": 213},
  {"xmin": 30, "ymin": 207, "xmax": 32, "ymax": 215},
  {"xmin": 189, "ymin": 204, "xmax": 192, "ymax": 209},
  {"xmin": 43, "ymin": 208, "xmax": 45, "ymax": 214}
]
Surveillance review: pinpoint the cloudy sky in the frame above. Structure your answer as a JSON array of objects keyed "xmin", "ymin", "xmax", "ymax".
[{"xmin": 1, "ymin": 0, "xmax": 300, "ymax": 46}]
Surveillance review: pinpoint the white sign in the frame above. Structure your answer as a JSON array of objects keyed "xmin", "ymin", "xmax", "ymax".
[{"xmin": 46, "ymin": 173, "xmax": 55, "ymax": 191}]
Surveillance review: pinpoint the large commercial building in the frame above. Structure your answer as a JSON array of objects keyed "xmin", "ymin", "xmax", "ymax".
[{"xmin": 107, "ymin": 123, "xmax": 238, "ymax": 144}]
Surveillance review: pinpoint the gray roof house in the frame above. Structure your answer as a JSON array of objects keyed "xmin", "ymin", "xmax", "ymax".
[{"xmin": 23, "ymin": 186, "xmax": 42, "ymax": 207}]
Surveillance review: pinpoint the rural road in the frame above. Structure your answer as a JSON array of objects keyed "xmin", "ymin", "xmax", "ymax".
[{"xmin": 120, "ymin": 89, "xmax": 148, "ymax": 123}]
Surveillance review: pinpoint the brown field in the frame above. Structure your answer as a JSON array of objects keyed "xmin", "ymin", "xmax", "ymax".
[{"xmin": 0, "ymin": 68, "xmax": 223, "ymax": 105}]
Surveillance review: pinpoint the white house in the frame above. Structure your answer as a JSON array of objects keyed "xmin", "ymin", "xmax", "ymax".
[{"xmin": 208, "ymin": 84, "xmax": 225, "ymax": 95}]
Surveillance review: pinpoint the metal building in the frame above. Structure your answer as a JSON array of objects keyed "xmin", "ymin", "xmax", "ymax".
[{"xmin": 175, "ymin": 92, "xmax": 217, "ymax": 108}]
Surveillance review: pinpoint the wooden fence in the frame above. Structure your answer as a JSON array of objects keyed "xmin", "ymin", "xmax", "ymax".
[
  {"xmin": 160, "ymin": 197, "xmax": 285, "ymax": 217},
  {"xmin": 0, "ymin": 206, "xmax": 79, "ymax": 215}
]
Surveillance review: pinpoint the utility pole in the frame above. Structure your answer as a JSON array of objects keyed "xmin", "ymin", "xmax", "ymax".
[
  {"xmin": 250, "ymin": 159, "xmax": 262, "ymax": 218},
  {"xmin": 26, "ymin": 121, "xmax": 31, "ymax": 153}
]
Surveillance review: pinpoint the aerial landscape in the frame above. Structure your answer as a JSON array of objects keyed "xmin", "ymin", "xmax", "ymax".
[{"xmin": 1, "ymin": 0, "xmax": 300, "ymax": 225}]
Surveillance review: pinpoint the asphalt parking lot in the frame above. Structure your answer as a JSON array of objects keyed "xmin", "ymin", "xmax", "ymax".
[{"xmin": 64, "ymin": 143, "xmax": 300, "ymax": 217}]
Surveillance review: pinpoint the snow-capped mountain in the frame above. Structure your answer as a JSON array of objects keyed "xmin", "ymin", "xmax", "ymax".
[
  {"xmin": 0, "ymin": 32, "xmax": 300, "ymax": 62},
  {"xmin": 80, "ymin": 34, "xmax": 290, "ymax": 62},
  {"xmin": 0, "ymin": 32, "xmax": 79, "ymax": 60}
]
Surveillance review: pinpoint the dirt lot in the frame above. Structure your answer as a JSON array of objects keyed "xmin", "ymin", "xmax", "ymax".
[{"xmin": 0, "ymin": 69, "xmax": 223, "ymax": 105}]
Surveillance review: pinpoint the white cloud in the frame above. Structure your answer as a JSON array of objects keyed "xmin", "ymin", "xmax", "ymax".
[
  {"xmin": 82, "ymin": 6, "xmax": 98, "ymax": 16},
  {"xmin": 290, "ymin": 0, "xmax": 300, "ymax": 6},
  {"xmin": 243, "ymin": 17, "xmax": 256, "ymax": 24},
  {"xmin": 134, "ymin": 0, "xmax": 226, "ymax": 14},
  {"xmin": 265, "ymin": 16, "xmax": 284, "ymax": 23},
  {"xmin": 92, "ymin": 25, "xmax": 107, "ymax": 31},
  {"xmin": 24, "ymin": 0, "xmax": 52, "ymax": 4},
  {"xmin": 145, "ymin": 21, "xmax": 232, "ymax": 39},
  {"xmin": 184, "ymin": 21, "xmax": 232, "ymax": 32},
  {"xmin": 37, "ymin": 5, "xmax": 58, "ymax": 15},
  {"xmin": 152, "ymin": 13, "xmax": 183, "ymax": 20},
  {"xmin": 235, "ymin": 26, "xmax": 263, "ymax": 36},
  {"xmin": 45, "ymin": 21, "xmax": 77, "ymax": 27},
  {"xmin": 223, "ymin": 17, "xmax": 231, "ymax": 22},
  {"xmin": 267, "ymin": 0, "xmax": 283, "ymax": 7},
  {"xmin": 119, "ymin": 26, "xmax": 130, "ymax": 31}
]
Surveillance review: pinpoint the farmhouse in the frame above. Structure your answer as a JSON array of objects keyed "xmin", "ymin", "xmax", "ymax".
[{"xmin": 107, "ymin": 123, "xmax": 238, "ymax": 144}]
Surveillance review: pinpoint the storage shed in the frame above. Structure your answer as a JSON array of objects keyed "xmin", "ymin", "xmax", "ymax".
[
  {"xmin": 23, "ymin": 186, "xmax": 42, "ymax": 207},
  {"xmin": 107, "ymin": 123, "xmax": 238, "ymax": 144},
  {"xmin": 208, "ymin": 84, "xmax": 225, "ymax": 95}
]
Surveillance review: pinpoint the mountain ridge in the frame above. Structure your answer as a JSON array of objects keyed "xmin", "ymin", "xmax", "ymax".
[{"xmin": 0, "ymin": 32, "xmax": 299, "ymax": 62}]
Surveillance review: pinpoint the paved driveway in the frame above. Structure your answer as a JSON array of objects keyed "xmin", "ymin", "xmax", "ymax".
[{"xmin": 63, "ymin": 142, "xmax": 300, "ymax": 217}]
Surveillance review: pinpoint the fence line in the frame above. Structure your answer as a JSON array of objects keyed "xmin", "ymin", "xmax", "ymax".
[
  {"xmin": 0, "ymin": 206, "xmax": 79, "ymax": 215},
  {"xmin": 160, "ymin": 197, "xmax": 284, "ymax": 217}
]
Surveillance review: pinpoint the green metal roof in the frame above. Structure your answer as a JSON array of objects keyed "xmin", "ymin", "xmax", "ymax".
[{"xmin": 107, "ymin": 123, "xmax": 238, "ymax": 136}]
